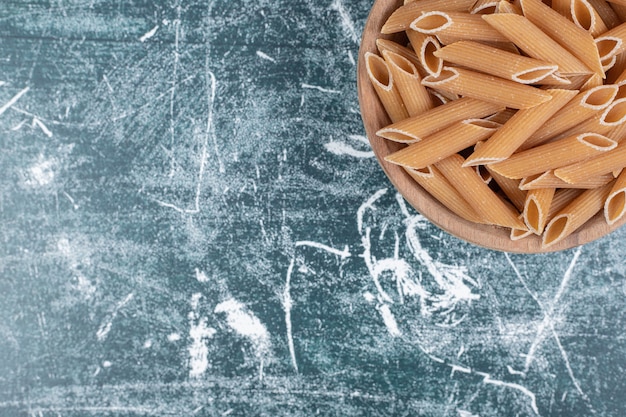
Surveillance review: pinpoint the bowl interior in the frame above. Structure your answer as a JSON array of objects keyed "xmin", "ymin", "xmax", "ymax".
[{"xmin": 356, "ymin": 0, "xmax": 623, "ymax": 253}]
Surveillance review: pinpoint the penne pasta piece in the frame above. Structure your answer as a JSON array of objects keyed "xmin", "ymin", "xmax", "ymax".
[
  {"xmin": 542, "ymin": 182, "xmax": 614, "ymax": 247},
  {"xmin": 376, "ymin": 38, "xmax": 427, "ymax": 78},
  {"xmin": 486, "ymin": 108, "xmax": 518, "ymax": 124},
  {"xmin": 551, "ymin": 0, "xmax": 572, "ymax": 16},
  {"xmin": 609, "ymin": 2, "xmax": 626, "ymax": 21},
  {"xmin": 582, "ymin": 73, "xmax": 607, "ymax": 90},
  {"xmin": 548, "ymin": 112, "xmax": 614, "ymax": 142},
  {"xmin": 382, "ymin": 50, "xmax": 435, "ymax": 116},
  {"xmin": 486, "ymin": 166, "xmax": 528, "ymax": 210},
  {"xmin": 520, "ymin": 84, "xmax": 618, "ymax": 150},
  {"xmin": 604, "ymin": 168, "xmax": 626, "ymax": 223},
  {"xmin": 554, "ymin": 140, "xmax": 626, "ymax": 182},
  {"xmin": 524, "ymin": 188, "xmax": 556, "ymax": 234},
  {"xmin": 519, "ymin": 0, "xmax": 604, "ymax": 75},
  {"xmin": 520, "ymin": 170, "xmax": 614, "ymax": 189},
  {"xmin": 536, "ymin": 73, "xmax": 575, "ymax": 86},
  {"xmin": 587, "ymin": 0, "xmax": 622, "ymax": 29},
  {"xmin": 376, "ymin": 97, "xmax": 504, "ymax": 142},
  {"xmin": 615, "ymin": 76, "xmax": 626, "ymax": 98},
  {"xmin": 429, "ymin": 88, "xmax": 460, "ymax": 102},
  {"xmin": 430, "ymin": 90, "xmax": 451, "ymax": 105},
  {"xmin": 595, "ymin": 21, "xmax": 626, "ymax": 61},
  {"xmin": 404, "ymin": 166, "xmax": 487, "ymax": 223},
  {"xmin": 365, "ymin": 52, "xmax": 409, "ymax": 123},
  {"xmin": 510, "ymin": 224, "xmax": 534, "ymax": 240},
  {"xmin": 421, "ymin": 66, "xmax": 553, "ymax": 109},
  {"xmin": 472, "ymin": 0, "xmax": 499, "ymax": 13},
  {"xmin": 482, "ymin": 13, "xmax": 594, "ymax": 75},
  {"xmin": 410, "ymin": 11, "xmax": 511, "ymax": 42},
  {"xmin": 464, "ymin": 89, "xmax": 577, "ymax": 165},
  {"xmin": 490, "ymin": 132, "xmax": 617, "ymax": 178},
  {"xmin": 385, "ymin": 119, "xmax": 500, "ymax": 168},
  {"xmin": 560, "ymin": 74, "xmax": 599, "ymax": 90},
  {"xmin": 547, "ymin": 189, "xmax": 585, "ymax": 218},
  {"xmin": 475, "ymin": 164, "xmax": 493, "ymax": 184},
  {"xmin": 382, "ymin": 0, "xmax": 477, "ymax": 33},
  {"xmin": 601, "ymin": 97, "xmax": 626, "ymax": 124},
  {"xmin": 607, "ymin": 120, "xmax": 626, "ymax": 141},
  {"xmin": 603, "ymin": 54, "xmax": 619, "ymax": 72},
  {"xmin": 405, "ymin": 30, "xmax": 443, "ymax": 76},
  {"xmin": 571, "ymin": 0, "xmax": 609, "ymax": 36},
  {"xmin": 433, "ymin": 40, "xmax": 558, "ymax": 83},
  {"xmin": 609, "ymin": 56, "xmax": 626, "ymax": 83},
  {"xmin": 497, "ymin": 0, "xmax": 523, "ymax": 14},
  {"xmin": 435, "ymin": 154, "xmax": 525, "ymax": 228}
]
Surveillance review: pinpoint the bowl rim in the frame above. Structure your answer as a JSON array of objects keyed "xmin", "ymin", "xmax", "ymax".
[{"xmin": 356, "ymin": 0, "xmax": 625, "ymax": 253}]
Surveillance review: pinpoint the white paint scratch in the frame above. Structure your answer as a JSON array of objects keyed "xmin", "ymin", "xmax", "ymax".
[
  {"xmin": 357, "ymin": 188, "xmax": 387, "ymax": 234},
  {"xmin": 256, "ymin": 50, "xmax": 276, "ymax": 63},
  {"xmin": 507, "ymin": 365, "xmax": 525, "ymax": 376},
  {"xmin": 96, "ymin": 322, "xmax": 112, "ymax": 342},
  {"xmin": 188, "ymin": 293, "xmax": 216, "ymax": 378},
  {"xmin": 482, "ymin": 374, "xmax": 539, "ymax": 415},
  {"xmin": 295, "ymin": 240, "xmax": 351, "ymax": 259},
  {"xmin": 10, "ymin": 119, "xmax": 27, "ymax": 131},
  {"xmin": 403, "ymin": 210, "xmax": 479, "ymax": 320},
  {"xmin": 450, "ymin": 364, "xmax": 472, "ymax": 375},
  {"xmin": 330, "ymin": 0, "xmax": 359, "ymax": 44},
  {"xmin": 62, "ymin": 191, "xmax": 79, "ymax": 210},
  {"xmin": 457, "ymin": 410, "xmax": 480, "ymax": 417},
  {"xmin": 96, "ymin": 293, "xmax": 134, "ymax": 342},
  {"xmin": 27, "ymin": 157, "xmax": 56, "ymax": 187},
  {"xmin": 523, "ymin": 248, "xmax": 581, "ymax": 373},
  {"xmin": 32, "ymin": 118, "xmax": 53, "ymax": 137},
  {"xmin": 167, "ymin": 333, "xmax": 181, "ymax": 342},
  {"xmin": 0, "ymin": 86, "xmax": 29, "ymax": 116},
  {"xmin": 507, "ymin": 251, "xmax": 593, "ymax": 410},
  {"xmin": 215, "ymin": 298, "xmax": 271, "ymax": 356},
  {"xmin": 377, "ymin": 304, "xmax": 401, "ymax": 337},
  {"xmin": 283, "ymin": 258, "xmax": 298, "ymax": 372},
  {"xmin": 155, "ymin": 69, "xmax": 218, "ymax": 214},
  {"xmin": 324, "ymin": 141, "xmax": 374, "ymax": 158},
  {"xmin": 195, "ymin": 268, "xmax": 209, "ymax": 283},
  {"xmin": 139, "ymin": 25, "xmax": 159, "ymax": 42},
  {"xmin": 550, "ymin": 325, "xmax": 588, "ymax": 400},
  {"xmin": 301, "ymin": 83, "xmax": 341, "ymax": 94}
]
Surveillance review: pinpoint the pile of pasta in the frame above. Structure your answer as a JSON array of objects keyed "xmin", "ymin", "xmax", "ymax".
[{"xmin": 366, "ymin": 0, "xmax": 626, "ymax": 248}]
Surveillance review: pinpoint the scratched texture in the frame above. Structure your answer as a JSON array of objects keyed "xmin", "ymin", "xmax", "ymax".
[{"xmin": 1, "ymin": 1, "xmax": 626, "ymax": 416}]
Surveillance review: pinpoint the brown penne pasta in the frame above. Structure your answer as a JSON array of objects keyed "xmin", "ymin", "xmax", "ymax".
[
  {"xmin": 434, "ymin": 40, "xmax": 558, "ymax": 83},
  {"xmin": 490, "ymin": 132, "xmax": 617, "ymax": 179},
  {"xmin": 385, "ymin": 119, "xmax": 500, "ymax": 168},
  {"xmin": 365, "ymin": 52, "xmax": 410, "ymax": 123},
  {"xmin": 542, "ymin": 182, "xmax": 614, "ymax": 247},
  {"xmin": 376, "ymin": 97, "xmax": 503, "ymax": 142},
  {"xmin": 382, "ymin": 0, "xmax": 477, "ymax": 33},
  {"xmin": 421, "ymin": 66, "xmax": 553, "ymax": 109}
]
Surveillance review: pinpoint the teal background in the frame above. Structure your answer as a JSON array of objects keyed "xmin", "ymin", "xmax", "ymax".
[{"xmin": 1, "ymin": 1, "xmax": 626, "ymax": 416}]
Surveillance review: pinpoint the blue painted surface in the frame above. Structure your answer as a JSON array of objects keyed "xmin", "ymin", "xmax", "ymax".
[{"xmin": 1, "ymin": 1, "xmax": 626, "ymax": 416}]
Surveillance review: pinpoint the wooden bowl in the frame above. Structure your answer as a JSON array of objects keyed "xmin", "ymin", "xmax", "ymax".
[{"xmin": 356, "ymin": 0, "xmax": 626, "ymax": 252}]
